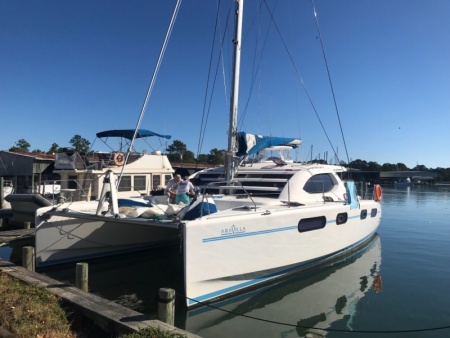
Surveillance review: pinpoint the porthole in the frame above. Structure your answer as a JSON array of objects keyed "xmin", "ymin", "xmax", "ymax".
[
  {"xmin": 371, "ymin": 208, "xmax": 378, "ymax": 217},
  {"xmin": 360, "ymin": 209, "xmax": 367, "ymax": 220},
  {"xmin": 336, "ymin": 212, "xmax": 348, "ymax": 225},
  {"xmin": 298, "ymin": 216, "xmax": 326, "ymax": 233}
]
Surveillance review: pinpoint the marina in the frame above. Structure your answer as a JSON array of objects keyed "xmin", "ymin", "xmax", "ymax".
[
  {"xmin": 1, "ymin": 185, "xmax": 449, "ymax": 337},
  {"xmin": 1, "ymin": 0, "xmax": 450, "ymax": 336},
  {"xmin": 6, "ymin": 0, "xmax": 381, "ymax": 312}
]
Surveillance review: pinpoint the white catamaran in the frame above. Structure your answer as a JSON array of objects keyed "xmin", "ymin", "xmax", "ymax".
[{"xmin": 35, "ymin": 0, "xmax": 382, "ymax": 309}]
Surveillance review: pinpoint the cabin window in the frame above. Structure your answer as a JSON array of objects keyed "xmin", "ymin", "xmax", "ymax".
[
  {"xmin": 360, "ymin": 209, "xmax": 367, "ymax": 219},
  {"xmin": 298, "ymin": 216, "xmax": 326, "ymax": 233},
  {"xmin": 371, "ymin": 208, "xmax": 378, "ymax": 217},
  {"xmin": 164, "ymin": 174, "xmax": 172, "ymax": 186},
  {"xmin": 152, "ymin": 175, "xmax": 161, "ymax": 190},
  {"xmin": 68, "ymin": 175, "xmax": 77, "ymax": 190},
  {"xmin": 303, "ymin": 174, "xmax": 335, "ymax": 194},
  {"xmin": 134, "ymin": 176, "xmax": 146, "ymax": 192},
  {"xmin": 118, "ymin": 176, "xmax": 132, "ymax": 192},
  {"xmin": 336, "ymin": 213, "xmax": 348, "ymax": 225}
]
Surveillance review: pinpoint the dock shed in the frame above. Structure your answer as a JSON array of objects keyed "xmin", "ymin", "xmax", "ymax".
[{"xmin": 0, "ymin": 151, "xmax": 60, "ymax": 193}]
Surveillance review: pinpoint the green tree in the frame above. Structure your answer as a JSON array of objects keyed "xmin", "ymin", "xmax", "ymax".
[
  {"xmin": 47, "ymin": 143, "xmax": 61, "ymax": 154},
  {"xmin": 70, "ymin": 135, "xmax": 91, "ymax": 153},
  {"xmin": 183, "ymin": 150, "xmax": 196, "ymax": 163},
  {"xmin": 413, "ymin": 164, "xmax": 428, "ymax": 171},
  {"xmin": 367, "ymin": 161, "xmax": 382, "ymax": 171},
  {"xmin": 197, "ymin": 154, "xmax": 208, "ymax": 163},
  {"xmin": 349, "ymin": 159, "xmax": 369, "ymax": 170},
  {"xmin": 9, "ymin": 139, "xmax": 31, "ymax": 152},
  {"xmin": 207, "ymin": 148, "xmax": 225, "ymax": 165},
  {"xmin": 166, "ymin": 140, "xmax": 188, "ymax": 162},
  {"xmin": 381, "ymin": 163, "xmax": 397, "ymax": 171}
]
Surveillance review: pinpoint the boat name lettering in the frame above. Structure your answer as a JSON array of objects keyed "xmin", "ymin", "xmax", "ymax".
[{"xmin": 221, "ymin": 225, "xmax": 246, "ymax": 236}]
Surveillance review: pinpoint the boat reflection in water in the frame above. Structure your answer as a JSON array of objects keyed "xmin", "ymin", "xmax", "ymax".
[{"xmin": 180, "ymin": 234, "xmax": 382, "ymax": 338}]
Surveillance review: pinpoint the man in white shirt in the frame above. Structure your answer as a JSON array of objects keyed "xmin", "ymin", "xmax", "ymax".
[
  {"xmin": 176, "ymin": 177, "xmax": 195, "ymax": 205},
  {"xmin": 165, "ymin": 174, "xmax": 181, "ymax": 204}
]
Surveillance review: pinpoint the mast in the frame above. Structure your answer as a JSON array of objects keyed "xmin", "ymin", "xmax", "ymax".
[{"xmin": 226, "ymin": 0, "xmax": 244, "ymax": 185}]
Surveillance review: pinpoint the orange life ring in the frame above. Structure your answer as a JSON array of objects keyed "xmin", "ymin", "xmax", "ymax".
[
  {"xmin": 374, "ymin": 184, "xmax": 382, "ymax": 202},
  {"xmin": 114, "ymin": 152, "xmax": 125, "ymax": 166}
]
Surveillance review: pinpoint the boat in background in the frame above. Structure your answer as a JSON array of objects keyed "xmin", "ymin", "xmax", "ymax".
[
  {"xmin": 1, "ymin": 179, "xmax": 13, "ymax": 209},
  {"xmin": 394, "ymin": 177, "xmax": 414, "ymax": 187},
  {"xmin": 3, "ymin": 180, "xmax": 13, "ymax": 197},
  {"xmin": 190, "ymin": 132, "xmax": 304, "ymax": 199},
  {"xmin": 52, "ymin": 129, "xmax": 174, "ymax": 202}
]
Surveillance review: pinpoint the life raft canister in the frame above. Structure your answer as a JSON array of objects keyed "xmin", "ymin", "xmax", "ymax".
[
  {"xmin": 373, "ymin": 184, "xmax": 382, "ymax": 202},
  {"xmin": 114, "ymin": 152, "xmax": 125, "ymax": 166}
]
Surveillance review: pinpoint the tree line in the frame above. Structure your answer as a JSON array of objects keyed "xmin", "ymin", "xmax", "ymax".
[
  {"xmin": 7, "ymin": 137, "xmax": 450, "ymax": 180},
  {"xmin": 6, "ymin": 137, "xmax": 225, "ymax": 165}
]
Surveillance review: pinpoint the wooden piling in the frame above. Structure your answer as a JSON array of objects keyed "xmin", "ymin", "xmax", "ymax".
[
  {"xmin": 157, "ymin": 288, "xmax": 175, "ymax": 325},
  {"xmin": 22, "ymin": 246, "xmax": 35, "ymax": 271},
  {"xmin": 76, "ymin": 262, "xmax": 89, "ymax": 292},
  {"xmin": 24, "ymin": 221, "xmax": 31, "ymax": 229}
]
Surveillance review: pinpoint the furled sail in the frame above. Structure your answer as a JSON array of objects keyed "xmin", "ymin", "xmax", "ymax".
[{"xmin": 236, "ymin": 132, "xmax": 301, "ymax": 156}]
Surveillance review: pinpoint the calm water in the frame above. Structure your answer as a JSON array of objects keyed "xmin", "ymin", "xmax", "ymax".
[{"xmin": 2, "ymin": 185, "xmax": 450, "ymax": 337}]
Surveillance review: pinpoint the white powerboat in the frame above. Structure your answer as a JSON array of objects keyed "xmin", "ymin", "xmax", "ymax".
[{"xmin": 52, "ymin": 129, "xmax": 174, "ymax": 202}]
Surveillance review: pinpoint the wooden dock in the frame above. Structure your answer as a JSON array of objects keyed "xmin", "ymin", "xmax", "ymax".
[
  {"xmin": 0, "ymin": 260, "xmax": 200, "ymax": 337},
  {"xmin": 0, "ymin": 228, "xmax": 35, "ymax": 246}
]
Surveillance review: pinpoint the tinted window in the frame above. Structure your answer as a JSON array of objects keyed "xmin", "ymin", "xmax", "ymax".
[
  {"xmin": 360, "ymin": 209, "xmax": 367, "ymax": 219},
  {"xmin": 152, "ymin": 175, "xmax": 161, "ymax": 190},
  {"xmin": 298, "ymin": 216, "xmax": 326, "ymax": 232},
  {"xmin": 303, "ymin": 174, "xmax": 335, "ymax": 193},
  {"xmin": 165, "ymin": 175, "xmax": 172, "ymax": 186},
  {"xmin": 371, "ymin": 208, "xmax": 378, "ymax": 217},
  {"xmin": 134, "ymin": 176, "xmax": 146, "ymax": 191},
  {"xmin": 118, "ymin": 176, "xmax": 132, "ymax": 192},
  {"xmin": 336, "ymin": 213, "xmax": 348, "ymax": 225}
]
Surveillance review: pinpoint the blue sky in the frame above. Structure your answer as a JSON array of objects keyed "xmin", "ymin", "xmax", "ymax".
[{"xmin": 1, "ymin": 0, "xmax": 450, "ymax": 168}]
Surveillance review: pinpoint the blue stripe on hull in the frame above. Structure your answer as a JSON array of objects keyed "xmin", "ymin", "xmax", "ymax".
[{"xmin": 203, "ymin": 225, "xmax": 298, "ymax": 242}]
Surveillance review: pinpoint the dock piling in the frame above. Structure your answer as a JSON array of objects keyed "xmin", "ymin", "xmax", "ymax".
[
  {"xmin": 22, "ymin": 246, "xmax": 35, "ymax": 271},
  {"xmin": 157, "ymin": 288, "xmax": 175, "ymax": 325},
  {"xmin": 76, "ymin": 262, "xmax": 89, "ymax": 292}
]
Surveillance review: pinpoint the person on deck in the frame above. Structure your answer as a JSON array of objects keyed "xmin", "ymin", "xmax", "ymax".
[
  {"xmin": 176, "ymin": 177, "xmax": 195, "ymax": 205},
  {"xmin": 165, "ymin": 174, "xmax": 181, "ymax": 204}
]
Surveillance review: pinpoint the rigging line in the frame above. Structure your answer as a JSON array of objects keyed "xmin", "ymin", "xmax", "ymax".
[
  {"xmin": 310, "ymin": 0, "xmax": 350, "ymax": 166},
  {"xmin": 117, "ymin": 0, "xmax": 182, "ymax": 186},
  {"xmin": 261, "ymin": 0, "xmax": 340, "ymax": 164},
  {"xmin": 198, "ymin": 4, "xmax": 232, "ymax": 159},
  {"xmin": 197, "ymin": 1, "xmax": 231, "ymax": 159},
  {"xmin": 197, "ymin": 0, "xmax": 222, "ymax": 159},
  {"xmin": 238, "ymin": 0, "xmax": 273, "ymax": 129},
  {"xmin": 178, "ymin": 293, "xmax": 450, "ymax": 334}
]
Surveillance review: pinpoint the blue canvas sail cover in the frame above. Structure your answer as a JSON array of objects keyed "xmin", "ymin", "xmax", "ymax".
[
  {"xmin": 345, "ymin": 181, "xmax": 359, "ymax": 209},
  {"xmin": 96, "ymin": 129, "xmax": 171, "ymax": 140},
  {"xmin": 236, "ymin": 132, "xmax": 301, "ymax": 156}
]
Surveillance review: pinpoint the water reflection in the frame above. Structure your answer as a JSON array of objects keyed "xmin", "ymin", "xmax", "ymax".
[{"xmin": 180, "ymin": 235, "xmax": 382, "ymax": 338}]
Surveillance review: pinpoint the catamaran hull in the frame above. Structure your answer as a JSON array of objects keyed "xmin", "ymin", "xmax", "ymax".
[
  {"xmin": 183, "ymin": 199, "xmax": 381, "ymax": 307},
  {"xmin": 35, "ymin": 203, "xmax": 180, "ymax": 267},
  {"xmin": 184, "ymin": 235, "xmax": 381, "ymax": 336}
]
